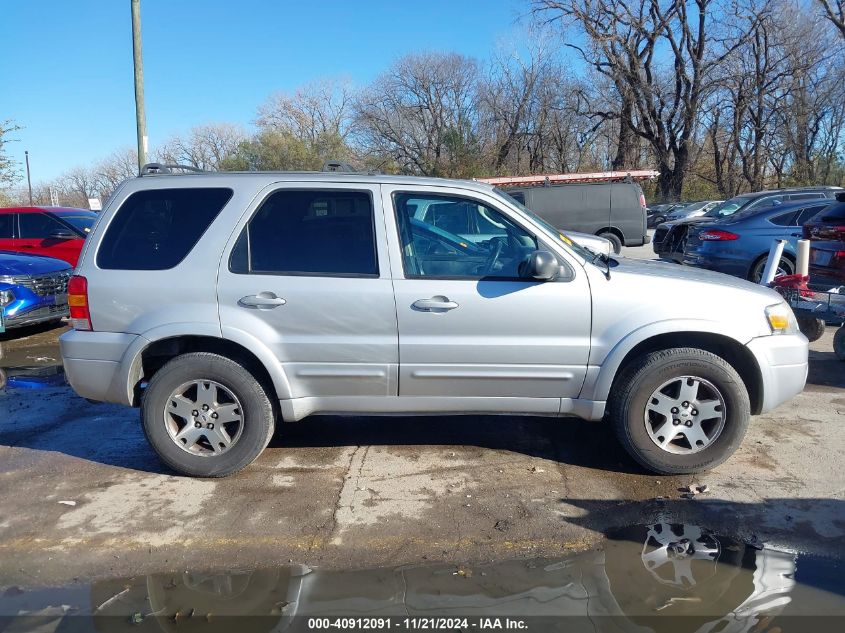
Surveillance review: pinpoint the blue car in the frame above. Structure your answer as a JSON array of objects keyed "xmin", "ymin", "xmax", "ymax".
[
  {"xmin": 0, "ymin": 251, "xmax": 72, "ymax": 332},
  {"xmin": 682, "ymin": 200, "xmax": 833, "ymax": 282}
]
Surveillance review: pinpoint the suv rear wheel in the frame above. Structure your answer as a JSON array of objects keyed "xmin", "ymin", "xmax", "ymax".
[
  {"xmin": 141, "ymin": 352, "xmax": 275, "ymax": 477},
  {"xmin": 608, "ymin": 348, "xmax": 750, "ymax": 474}
]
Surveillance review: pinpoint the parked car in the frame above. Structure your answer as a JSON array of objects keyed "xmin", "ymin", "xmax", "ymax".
[
  {"xmin": 682, "ymin": 200, "xmax": 833, "ymax": 282},
  {"xmin": 665, "ymin": 200, "xmax": 723, "ymax": 222},
  {"xmin": 61, "ymin": 168, "xmax": 806, "ymax": 477},
  {"xmin": 804, "ymin": 193, "xmax": 845, "ymax": 286},
  {"xmin": 496, "ymin": 191, "xmax": 612, "ymax": 256},
  {"xmin": 505, "ymin": 182, "xmax": 649, "ymax": 254},
  {"xmin": 647, "ymin": 203, "xmax": 681, "ymax": 228},
  {"xmin": 0, "ymin": 206, "xmax": 97, "ymax": 267},
  {"xmin": 0, "ymin": 251, "xmax": 71, "ymax": 332},
  {"xmin": 653, "ymin": 187, "xmax": 841, "ymax": 263}
]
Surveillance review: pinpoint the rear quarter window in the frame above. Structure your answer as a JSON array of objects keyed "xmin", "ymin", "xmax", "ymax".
[
  {"xmin": 820, "ymin": 203, "xmax": 845, "ymax": 221},
  {"xmin": 97, "ymin": 188, "xmax": 232, "ymax": 270}
]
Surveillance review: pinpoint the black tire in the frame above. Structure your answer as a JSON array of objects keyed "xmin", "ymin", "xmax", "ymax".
[
  {"xmin": 141, "ymin": 352, "xmax": 275, "ymax": 477},
  {"xmin": 600, "ymin": 231, "xmax": 623, "ymax": 254},
  {"xmin": 608, "ymin": 347, "xmax": 750, "ymax": 475},
  {"xmin": 748, "ymin": 253, "xmax": 795, "ymax": 283},
  {"xmin": 797, "ymin": 316, "xmax": 826, "ymax": 343},
  {"xmin": 834, "ymin": 326, "xmax": 845, "ymax": 361}
]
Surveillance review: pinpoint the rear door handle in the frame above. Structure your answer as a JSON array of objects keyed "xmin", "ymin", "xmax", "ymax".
[
  {"xmin": 412, "ymin": 296, "xmax": 459, "ymax": 312},
  {"xmin": 238, "ymin": 292, "xmax": 286, "ymax": 309}
]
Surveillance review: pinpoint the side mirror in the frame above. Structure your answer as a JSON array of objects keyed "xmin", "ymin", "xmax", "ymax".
[
  {"xmin": 49, "ymin": 229, "xmax": 76, "ymax": 240},
  {"xmin": 520, "ymin": 250, "xmax": 558, "ymax": 281}
]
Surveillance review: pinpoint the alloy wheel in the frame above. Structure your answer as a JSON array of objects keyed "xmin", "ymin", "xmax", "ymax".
[
  {"xmin": 644, "ymin": 376, "xmax": 727, "ymax": 454},
  {"xmin": 163, "ymin": 380, "xmax": 244, "ymax": 456}
]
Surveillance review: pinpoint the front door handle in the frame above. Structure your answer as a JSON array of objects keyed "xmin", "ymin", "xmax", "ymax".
[
  {"xmin": 412, "ymin": 296, "xmax": 459, "ymax": 312},
  {"xmin": 238, "ymin": 292, "xmax": 286, "ymax": 309}
]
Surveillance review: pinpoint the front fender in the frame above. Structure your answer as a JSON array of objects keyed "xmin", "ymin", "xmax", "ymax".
[{"xmin": 579, "ymin": 319, "xmax": 753, "ymax": 403}]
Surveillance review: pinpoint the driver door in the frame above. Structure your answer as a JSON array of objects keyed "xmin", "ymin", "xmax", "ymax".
[{"xmin": 382, "ymin": 185, "xmax": 591, "ymax": 403}]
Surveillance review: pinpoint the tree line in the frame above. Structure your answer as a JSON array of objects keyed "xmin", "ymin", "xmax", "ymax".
[{"xmin": 2, "ymin": 0, "xmax": 845, "ymax": 207}]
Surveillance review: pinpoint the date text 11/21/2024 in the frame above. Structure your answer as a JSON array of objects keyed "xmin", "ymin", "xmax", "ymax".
[{"xmin": 306, "ymin": 617, "xmax": 528, "ymax": 629}]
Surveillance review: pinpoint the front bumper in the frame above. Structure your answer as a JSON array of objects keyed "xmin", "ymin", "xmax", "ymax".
[
  {"xmin": 3, "ymin": 303, "xmax": 68, "ymax": 329},
  {"xmin": 60, "ymin": 330, "xmax": 140, "ymax": 404},
  {"xmin": 746, "ymin": 333, "xmax": 808, "ymax": 414}
]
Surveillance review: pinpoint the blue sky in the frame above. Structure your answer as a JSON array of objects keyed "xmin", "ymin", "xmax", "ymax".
[{"xmin": 1, "ymin": 0, "xmax": 532, "ymax": 184}]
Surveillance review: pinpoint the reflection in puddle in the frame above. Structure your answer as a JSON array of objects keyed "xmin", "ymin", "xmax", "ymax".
[
  {"xmin": 1, "ymin": 524, "xmax": 843, "ymax": 631},
  {"xmin": 0, "ymin": 364, "xmax": 65, "ymax": 391}
]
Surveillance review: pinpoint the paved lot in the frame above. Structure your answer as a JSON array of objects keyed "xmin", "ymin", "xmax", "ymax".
[{"xmin": 1, "ymin": 314, "xmax": 843, "ymax": 587}]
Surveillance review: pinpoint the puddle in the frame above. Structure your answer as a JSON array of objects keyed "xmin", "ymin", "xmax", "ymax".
[
  {"xmin": 1, "ymin": 524, "xmax": 843, "ymax": 631},
  {"xmin": 0, "ymin": 340, "xmax": 65, "ymax": 391},
  {"xmin": 0, "ymin": 364, "xmax": 65, "ymax": 391}
]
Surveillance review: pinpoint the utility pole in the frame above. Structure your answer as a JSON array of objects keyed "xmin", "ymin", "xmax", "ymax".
[
  {"xmin": 131, "ymin": 0, "xmax": 148, "ymax": 173},
  {"xmin": 24, "ymin": 151, "xmax": 33, "ymax": 205}
]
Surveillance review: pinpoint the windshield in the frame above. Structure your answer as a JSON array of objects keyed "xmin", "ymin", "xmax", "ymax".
[
  {"xmin": 493, "ymin": 188, "xmax": 596, "ymax": 261},
  {"xmin": 703, "ymin": 196, "xmax": 752, "ymax": 219},
  {"xmin": 54, "ymin": 213, "xmax": 95, "ymax": 235}
]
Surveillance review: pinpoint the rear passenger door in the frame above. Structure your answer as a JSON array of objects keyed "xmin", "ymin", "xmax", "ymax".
[{"xmin": 217, "ymin": 184, "xmax": 398, "ymax": 399}]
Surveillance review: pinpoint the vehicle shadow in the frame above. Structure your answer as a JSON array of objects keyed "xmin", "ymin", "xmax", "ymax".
[
  {"xmin": 0, "ymin": 320, "xmax": 66, "ymax": 342},
  {"xmin": 273, "ymin": 413, "xmax": 642, "ymax": 474}
]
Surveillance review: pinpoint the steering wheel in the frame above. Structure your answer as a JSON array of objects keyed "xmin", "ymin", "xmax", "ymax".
[{"xmin": 483, "ymin": 238, "xmax": 505, "ymax": 275}]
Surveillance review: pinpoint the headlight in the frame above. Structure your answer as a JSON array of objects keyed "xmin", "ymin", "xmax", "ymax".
[
  {"xmin": 0, "ymin": 289, "xmax": 15, "ymax": 307},
  {"xmin": 765, "ymin": 302, "xmax": 798, "ymax": 335}
]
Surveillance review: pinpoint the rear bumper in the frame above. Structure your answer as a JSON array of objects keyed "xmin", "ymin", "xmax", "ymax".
[
  {"xmin": 746, "ymin": 333, "xmax": 808, "ymax": 414},
  {"xmin": 682, "ymin": 252, "xmax": 748, "ymax": 278},
  {"xmin": 60, "ymin": 330, "xmax": 139, "ymax": 404}
]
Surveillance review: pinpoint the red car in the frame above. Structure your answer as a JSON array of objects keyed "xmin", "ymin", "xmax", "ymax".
[
  {"xmin": 0, "ymin": 207, "xmax": 97, "ymax": 267},
  {"xmin": 804, "ymin": 194, "xmax": 845, "ymax": 286}
]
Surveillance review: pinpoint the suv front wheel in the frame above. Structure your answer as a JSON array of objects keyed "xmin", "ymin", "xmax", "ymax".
[
  {"xmin": 141, "ymin": 352, "xmax": 275, "ymax": 477},
  {"xmin": 608, "ymin": 347, "xmax": 750, "ymax": 474}
]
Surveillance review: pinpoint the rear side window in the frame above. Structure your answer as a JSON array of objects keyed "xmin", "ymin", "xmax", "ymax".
[
  {"xmin": 19, "ymin": 212, "xmax": 65, "ymax": 238},
  {"xmin": 97, "ymin": 188, "xmax": 232, "ymax": 270},
  {"xmin": 769, "ymin": 212, "xmax": 796, "ymax": 226},
  {"xmin": 229, "ymin": 189, "xmax": 378, "ymax": 277},
  {"xmin": 0, "ymin": 214, "xmax": 13, "ymax": 238},
  {"xmin": 795, "ymin": 205, "xmax": 829, "ymax": 225},
  {"xmin": 820, "ymin": 203, "xmax": 845, "ymax": 221}
]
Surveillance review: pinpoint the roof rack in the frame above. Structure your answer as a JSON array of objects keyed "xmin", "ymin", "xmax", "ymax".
[
  {"xmin": 140, "ymin": 163, "xmax": 206, "ymax": 175},
  {"xmin": 475, "ymin": 170, "xmax": 660, "ymax": 188},
  {"xmin": 321, "ymin": 160, "xmax": 358, "ymax": 173}
]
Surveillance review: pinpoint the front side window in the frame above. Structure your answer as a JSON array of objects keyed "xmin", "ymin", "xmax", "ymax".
[
  {"xmin": 97, "ymin": 188, "xmax": 232, "ymax": 270},
  {"xmin": 230, "ymin": 189, "xmax": 378, "ymax": 277},
  {"xmin": 0, "ymin": 214, "xmax": 13, "ymax": 238},
  {"xmin": 19, "ymin": 212, "xmax": 65, "ymax": 238},
  {"xmin": 394, "ymin": 192, "xmax": 538, "ymax": 279}
]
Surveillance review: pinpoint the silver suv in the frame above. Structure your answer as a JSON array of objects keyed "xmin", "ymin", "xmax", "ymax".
[{"xmin": 60, "ymin": 169, "xmax": 808, "ymax": 477}]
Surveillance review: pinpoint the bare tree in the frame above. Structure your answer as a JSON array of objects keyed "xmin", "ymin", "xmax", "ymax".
[
  {"xmin": 818, "ymin": 0, "xmax": 845, "ymax": 38},
  {"xmin": 156, "ymin": 123, "xmax": 247, "ymax": 170},
  {"xmin": 258, "ymin": 78, "xmax": 354, "ymax": 143},
  {"xmin": 534, "ymin": 0, "xmax": 760, "ymax": 200},
  {"xmin": 0, "ymin": 120, "xmax": 21, "ymax": 190},
  {"xmin": 353, "ymin": 52, "xmax": 481, "ymax": 177}
]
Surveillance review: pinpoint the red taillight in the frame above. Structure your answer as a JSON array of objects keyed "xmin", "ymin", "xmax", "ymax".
[
  {"xmin": 68, "ymin": 275, "xmax": 92, "ymax": 331},
  {"xmin": 698, "ymin": 230, "xmax": 739, "ymax": 241},
  {"xmin": 639, "ymin": 193, "xmax": 647, "ymax": 209}
]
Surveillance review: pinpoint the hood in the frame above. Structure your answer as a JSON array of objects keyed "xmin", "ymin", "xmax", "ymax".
[
  {"xmin": 611, "ymin": 256, "xmax": 782, "ymax": 302},
  {"xmin": 587, "ymin": 256, "xmax": 787, "ymax": 343},
  {"xmin": 565, "ymin": 230, "xmax": 612, "ymax": 256},
  {"xmin": 0, "ymin": 251, "xmax": 73, "ymax": 276}
]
